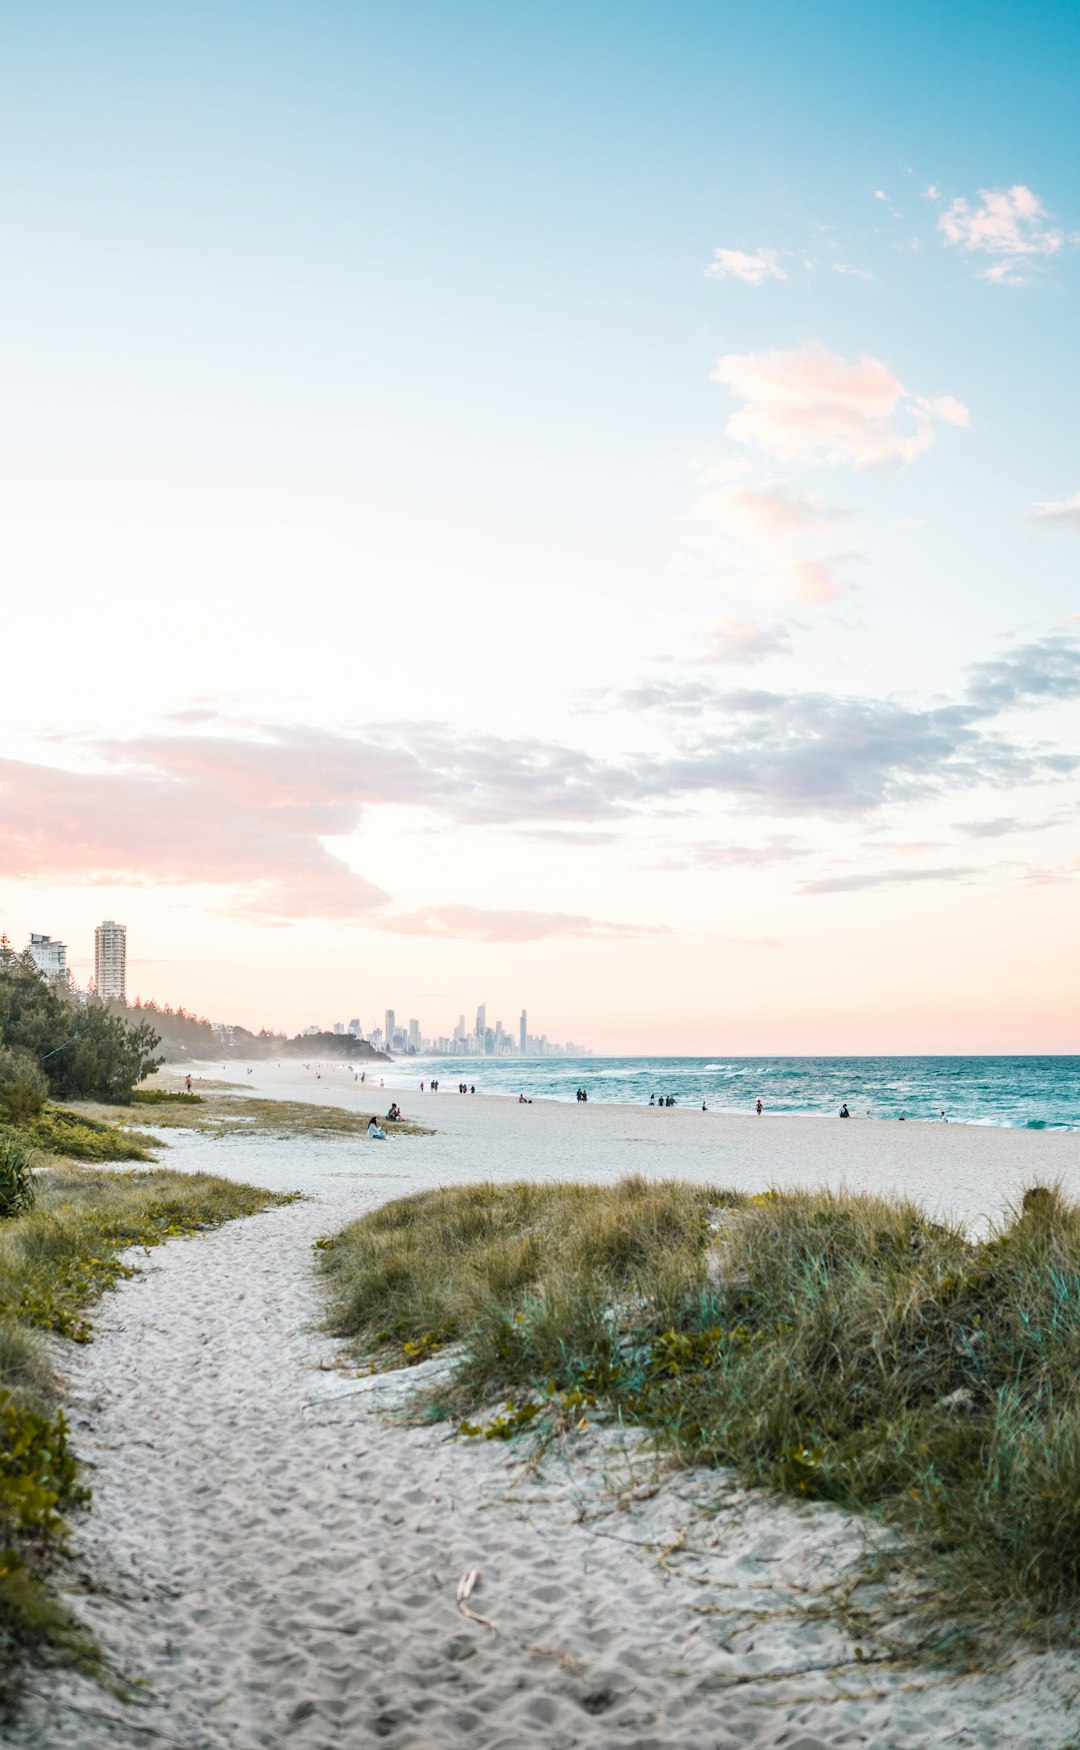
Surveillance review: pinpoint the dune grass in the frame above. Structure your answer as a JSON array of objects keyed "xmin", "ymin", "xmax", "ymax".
[
  {"xmin": 104, "ymin": 1087, "xmax": 432, "ymax": 1140},
  {"xmin": 0, "ymin": 1165, "xmax": 293, "ymax": 1702},
  {"xmin": 318, "ymin": 1176, "xmax": 1080, "ymax": 1632},
  {"xmin": 0, "ymin": 1106, "xmax": 159, "ymax": 1168}
]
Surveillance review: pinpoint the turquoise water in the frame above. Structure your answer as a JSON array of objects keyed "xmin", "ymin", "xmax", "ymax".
[{"xmin": 403, "ymin": 1056, "xmax": 1080, "ymax": 1130}]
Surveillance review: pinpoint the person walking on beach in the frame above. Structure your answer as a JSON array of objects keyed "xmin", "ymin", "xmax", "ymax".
[
  {"xmin": 185, "ymin": 1074, "xmax": 193, "ymax": 1094},
  {"xmin": 755, "ymin": 1099, "xmax": 763, "ymax": 1116}
]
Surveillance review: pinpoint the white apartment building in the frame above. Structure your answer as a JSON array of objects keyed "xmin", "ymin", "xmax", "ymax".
[
  {"xmin": 27, "ymin": 933, "xmax": 68, "ymax": 980},
  {"xmin": 94, "ymin": 920, "xmax": 127, "ymax": 1002}
]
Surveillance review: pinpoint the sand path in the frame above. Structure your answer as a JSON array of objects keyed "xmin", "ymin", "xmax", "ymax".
[{"xmin": 9, "ymin": 1086, "xmax": 1080, "ymax": 1747}]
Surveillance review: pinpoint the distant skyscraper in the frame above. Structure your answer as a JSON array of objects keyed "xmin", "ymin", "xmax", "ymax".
[
  {"xmin": 27, "ymin": 933, "xmax": 67, "ymax": 980},
  {"xmin": 475, "ymin": 1003, "xmax": 486, "ymax": 1039},
  {"xmin": 385, "ymin": 1009, "xmax": 396, "ymax": 1049},
  {"xmin": 94, "ymin": 920, "xmax": 126, "ymax": 1002},
  {"xmin": 347, "ymin": 1018, "xmax": 361, "ymax": 1038},
  {"xmin": 408, "ymin": 1018, "xmax": 420, "ymax": 1051},
  {"xmin": 520, "ymin": 1009, "xmax": 527, "ymax": 1053}
]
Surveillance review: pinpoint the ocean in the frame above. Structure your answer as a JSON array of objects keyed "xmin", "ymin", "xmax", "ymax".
[{"xmin": 399, "ymin": 1055, "xmax": 1080, "ymax": 1130}]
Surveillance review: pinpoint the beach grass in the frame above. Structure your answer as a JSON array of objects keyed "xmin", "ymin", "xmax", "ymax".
[
  {"xmin": 1, "ymin": 1106, "xmax": 159, "ymax": 1165},
  {"xmin": 92, "ymin": 1086, "xmax": 433, "ymax": 1140},
  {"xmin": 0, "ymin": 1165, "xmax": 294, "ymax": 1702},
  {"xmin": 318, "ymin": 1176, "xmax": 1080, "ymax": 1632}
]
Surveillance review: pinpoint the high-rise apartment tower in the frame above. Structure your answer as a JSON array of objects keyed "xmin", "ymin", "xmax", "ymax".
[
  {"xmin": 520, "ymin": 1009, "xmax": 527, "ymax": 1054},
  {"xmin": 27, "ymin": 934, "xmax": 68, "ymax": 980},
  {"xmin": 94, "ymin": 920, "xmax": 127, "ymax": 1002}
]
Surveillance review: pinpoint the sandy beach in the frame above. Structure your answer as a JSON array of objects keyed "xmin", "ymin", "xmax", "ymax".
[{"xmin": 9, "ymin": 1066, "xmax": 1080, "ymax": 1748}]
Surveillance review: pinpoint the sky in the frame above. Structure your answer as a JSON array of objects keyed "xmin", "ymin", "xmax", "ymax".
[{"xmin": 1, "ymin": 0, "xmax": 1078, "ymax": 1053}]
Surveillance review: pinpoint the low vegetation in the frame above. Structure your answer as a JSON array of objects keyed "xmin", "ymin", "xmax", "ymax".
[
  {"xmin": 318, "ymin": 1176, "xmax": 1080, "ymax": 1634},
  {"xmin": 0, "ymin": 1166, "xmax": 293, "ymax": 1703},
  {"xmin": 129, "ymin": 1086, "xmax": 432, "ymax": 1139}
]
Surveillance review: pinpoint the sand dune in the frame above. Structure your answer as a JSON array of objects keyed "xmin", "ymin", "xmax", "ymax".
[{"xmin": 10, "ymin": 1073, "xmax": 1080, "ymax": 1747}]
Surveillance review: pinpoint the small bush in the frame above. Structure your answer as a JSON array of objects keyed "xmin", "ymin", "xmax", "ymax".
[
  {"xmin": 0, "ymin": 1141, "xmax": 36, "ymax": 1219},
  {"xmin": 0, "ymin": 1048, "xmax": 47, "ymax": 1124}
]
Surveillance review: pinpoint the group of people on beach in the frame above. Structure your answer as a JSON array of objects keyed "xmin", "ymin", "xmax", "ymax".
[
  {"xmin": 575, "ymin": 1087, "xmax": 589, "ymax": 1103},
  {"xmin": 418, "ymin": 1079, "xmax": 441, "ymax": 1093},
  {"xmin": 648, "ymin": 1093, "xmax": 677, "ymax": 1107},
  {"xmin": 456, "ymin": 1082, "xmax": 475, "ymax": 1094}
]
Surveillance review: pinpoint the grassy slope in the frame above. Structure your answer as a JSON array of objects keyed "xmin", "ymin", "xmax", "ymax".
[
  {"xmin": 318, "ymin": 1176, "xmax": 1080, "ymax": 1634},
  {"xmin": 89, "ymin": 1085, "xmax": 433, "ymax": 1139},
  {"xmin": 0, "ymin": 1166, "xmax": 294, "ymax": 1703}
]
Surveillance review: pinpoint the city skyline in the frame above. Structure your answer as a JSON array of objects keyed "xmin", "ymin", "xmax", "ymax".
[{"xmin": 0, "ymin": 3, "xmax": 1077, "ymax": 1053}]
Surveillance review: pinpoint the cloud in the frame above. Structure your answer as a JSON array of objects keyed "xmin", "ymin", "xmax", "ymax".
[
  {"xmin": 964, "ymin": 634, "xmax": 1080, "ymax": 711},
  {"xmin": 1030, "ymin": 490, "xmax": 1080, "ymax": 527},
  {"xmin": 3, "ymin": 636, "xmax": 1077, "ymax": 927},
  {"xmin": 922, "ymin": 185, "xmax": 941, "ymax": 201},
  {"xmin": 956, "ymin": 814, "xmax": 1062, "ymax": 839},
  {"xmin": 688, "ymin": 475, "xmax": 855, "ymax": 605},
  {"xmin": 706, "ymin": 247, "xmax": 787, "ymax": 286},
  {"xmin": 703, "ymin": 484, "xmax": 845, "ymax": 537},
  {"xmin": 685, "ymin": 837, "xmax": 808, "ymax": 869},
  {"xmin": 833, "ymin": 263, "xmax": 873, "ymax": 279},
  {"xmin": 938, "ymin": 185, "xmax": 1072, "ymax": 281},
  {"xmin": 603, "ymin": 634, "xmax": 1080, "ymax": 814},
  {"xmin": 790, "ymin": 552, "xmax": 859, "ymax": 604},
  {"xmin": 698, "ymin": 618, "xmax": 793, "ymax": 665},
  {"xmin": 0, "ymin": 744, "xmax": 393, "ymax": 921},
  {"xmin": 711, "ymin": 344, "xmax": 969, "ymax": 467},
  {"xmin": 800, "ymin": 865, "xmax": 978, "ymax": 895},
  {"xmin": 376, "ymin": 905, "xmax": 660, "ymax": 943}
]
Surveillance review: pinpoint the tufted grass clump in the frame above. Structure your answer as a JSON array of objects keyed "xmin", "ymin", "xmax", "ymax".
[
  {"xmin": 319, "ymin": 1177, "xmax": 1080, "ymax": 1633},
  {"xmin": 0, "ymin": 1164, "xmax": 293, "ymax": 1701},
  {"xmin": 0, "ymin": 1142, "xmax": 37, "ymax": 1220}
]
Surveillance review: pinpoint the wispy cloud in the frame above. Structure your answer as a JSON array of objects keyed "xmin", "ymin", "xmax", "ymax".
[
  {"xmin": 712, "ymin": 344, "xmax": 969, "ymax": 467},
  {"xmin": 800, "ymin": 865, "xmax": 978, "ymax": 895},
  {"xmin": 1029, "ymin": 489, "xmax": 1080, "ymax": 527},
  {"xmin": 706, "ymin": 247, "xmax": 787, "ymax": 286},
  {"xmin": 688, "ymin": 474, "xmax": 856, "ymax": 604},
  {"xmin": 938, "ymin": 185, "xmax": 1074, "ymax": 282},
  {"xmin": 376, "ymin": 905, "xmax": 659, "ymax": 942},
  {"xmin": 698, "ymin": 618, "xmax": 793, "ymax": 665}
]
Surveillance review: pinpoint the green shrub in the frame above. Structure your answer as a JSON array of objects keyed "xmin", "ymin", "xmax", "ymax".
[
  {"xmin": 0, "ymin": 1141, "xmax": 36, "ymax": 1219},
  {"xmin": 0, "ymin": 1048, "xmax": 47, "ymax": 1124}
]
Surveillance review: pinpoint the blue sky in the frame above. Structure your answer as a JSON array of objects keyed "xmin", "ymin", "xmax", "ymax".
[{"xmin": 0, "ymin": 1, "xmax": 1077, "ymax": 1047}]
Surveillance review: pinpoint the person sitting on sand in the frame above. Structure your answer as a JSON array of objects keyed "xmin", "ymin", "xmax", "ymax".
[
  {"xmin": 386, "ymin": 1102, "xmax": 401, "ymax": 1123},
  {"xmin": 367, "ymin": 1118, "xmax": 386, "ymax": 1139},
  {"xmin": 648, "ymin": 1093, "xmax": 655, "ymax": 1105},
  {"xmin": 839, "ymin": 1102, "xmax": 850, "ymax": 1118}
]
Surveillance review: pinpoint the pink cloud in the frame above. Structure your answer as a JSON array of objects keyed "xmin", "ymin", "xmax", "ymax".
[
  {"xmin": 715, "ymin": 485, "xmax": 844, "ymax": 536},
  {"xmin": 706, "ymin": 247, "xmax": 787, "ymax": 286},
  {"xmin": 0, "ymin": 747, "xmax": 391, "ymax": 920},
  {"xmin": 699, "ymin": 618, "xmax": 792, "ymax": 665},
  {"xmin": 791, "ymin": 554, "xmax": 855, "ymax": 605},
  {"xmin": 712, "ymin": 344, "xmax": 968, "ymax": 467},
  {"xmin": 938, "ymin": 186, "xmax": 1072, "ymax": 282},
  {"xmin": 377, "ymin": 905, "xmax": 661, "ymax": 943}
]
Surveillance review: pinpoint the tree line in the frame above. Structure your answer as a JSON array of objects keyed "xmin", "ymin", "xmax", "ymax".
[{"xmin": 0, "ymin": 949, "xmax": 162, "ymax": 1116}]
